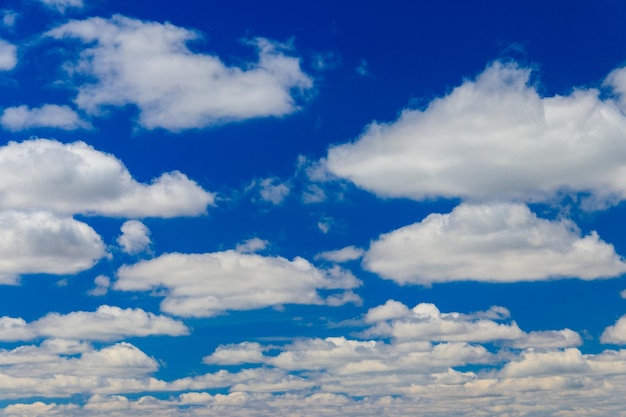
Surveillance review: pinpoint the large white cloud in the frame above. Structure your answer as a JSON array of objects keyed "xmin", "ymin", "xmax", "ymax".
[
  {"xmin": 326, "ymin": 61, "xmax": 626, "ymax": 207},
  {"xmin": 115, "ymin": 250, "xmax": 361, "ymax": 317},
  {"xmin": 0, "ymin": 211, "xmax": 106, "ymax": 284},
  {"xmin": 0, "ymin": 39, "xmax": 16, "ymax": 71},
  {"xmin": 0, "ymin": 305, "xmax": 189, "ymax": 341},
  {"xmin": 1, "ymin": 105, "xmax": 88, "ymax": 131},
  {"xmin": 47, "ymin": 15, "xmax": 313, "ymax": 131},
  {"xmin": 364, "ymin": 202, "xmax": 626, "ymax": 284},
  {"xmin": 362, "ymin": 300, "xmax": 581, "ymax": 348},
  {"xmin": 0, "ymin": 139, "xmax": 214, "ymax": 217}
]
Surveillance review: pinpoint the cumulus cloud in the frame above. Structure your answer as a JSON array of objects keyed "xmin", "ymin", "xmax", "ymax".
[
  {"xmin": 115, "ymin": 250, "xmax": 361, "ymax": 317},
  {"xmin": 0, "ymin": 305, "xmax": 188, "ymax": 341},
  {"xmin": 0, "ymin": 139, "xmax": 214, "ymax": 217},
  {"xmin": 0, "ymin": 211, "xmax": 106, "ymax": 284},
  {"xmin": 364, "ymin": 202, "xmax": 626, "ymax": 284},
  {"xmin": 88, "ymin": 275, "xmax": 110, "ymax": 296},
  {"xmin": 601, "ymin": 315, "xmax": 626, "ymax": 344},
  {"xmin": 47, "ymin": 15, "xmax": 313, "ymax": 131},
  {"xmin": 1, "ymin": 105, "xmax": 88, "ymax": 131},
  {"xmin": 235, "ymin": 237, "xmax": 268, "ymax": 254},
  {"xmin": 257, "ymin": 178, "xmax": 291, "ymax": 205},
  {"xmin": 326, "ymin": 61, "xmax": 626, "ymax": 207},
  {"xmin": 0, "ymin": 39, "xmax": 16, "ymax": 70},
  {"xmin": 362, "ymin": 300, "xmax": 581, "ymax": 348},
  {"xmin": 117, "ymin": 220, "xmax": 151, "ymax": 254},
  {"xmin": 316, "ymin": 246, "xmax": 364, "ymax": 263}
]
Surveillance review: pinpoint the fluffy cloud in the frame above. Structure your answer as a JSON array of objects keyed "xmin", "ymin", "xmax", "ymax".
[
  {"xmin": 235, "ymin": 238, "xmax": 268, "ymax": 254},
  {"xmin": 326, "ymin": 61, "xmax": 626, "ymax": 207},
  {"xmin": 115, "ymin": 250, "xmax": 361, "ymax": 317},
  {"xmin": 362, "ymin": 300, "xmax": 581, "ymax": 348},
  {"xmin": 47, "ymin": 15, "xmax": 313, "ymax": 131},
  {"xmin": 0, "ymin": 39, "xmax": 16, "ymax": 70},
  {"xmin": 1, "ymin": 105, "xmax": 88, "ymax": 131},
  {"xmin": 0, "ymin": 139, "xmax": 214, "ymax": 217},
  {"xmin": 316, "ymin": 246, "xmax": 364, "ymax": 263},
  {"xmin": 601, "ymin": 315, "xmax": 626, "ymax": 344},
  {"xmin": 257, "ymin": 178, "xmax": 291, "ymax": 205},
  {"xmin": 0, "ymin": 305, "xmax": 188, "ymax": 341},
  {"xmin": 364, "ymin": 203, "xmax": 626, "ymax": 284},
  {"xmin": 117, "ymin": 220, "xmax": 151, "ymax": 254},
  {"xmin": 0, "ymin": 211, "xmax": 106, "ymax": 284},
  {"xmin": 88, "ymin": 275, "xmax": 111, "ymax": 296}
]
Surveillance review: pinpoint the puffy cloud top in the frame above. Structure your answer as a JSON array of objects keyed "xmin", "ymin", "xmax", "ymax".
[{"xmin": 48, "ymin": 16, "xmax": 313, "ymax": 131}]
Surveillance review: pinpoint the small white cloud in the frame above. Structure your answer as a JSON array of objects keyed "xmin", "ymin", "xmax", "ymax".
[
  {"xmin": 621, "ymin": 289, "xmax": 626, "ymax": 299},
  {"xmin": 38, "ymin": 0, "xmax": 83, "ymax": 13},
  {"xmin": 0, "ymin": 211, "xmax": 106, "ymax": 284},
  {"xmin": 364, "ymin": 203, "xmax": 626, "ymax": 285},
  {"xmin": 203, "ymin": 342, "xmax": 265, "ymax": 365},
  {"xmin": 0, "ymin": 39, "xmax": 16, "ymax": 71},
  {"xmin": 316, "ymin": 246, "xmax": 364, "ymax": 263},
  {"xmin": 115, "ymin": 250, "xmax": 361, "ymax": 317},
  {"xmin": 47, "ymin": 16, "xmax": 313, "ymax": 131},
  {"xmin": 117, "ymin": 220, "xmax": 151, "ymax": 254},
  {"xmin": 356, "ymin": 58, "xmax": 372, "ymax": 77},
  {"xmin": 1, "ymin": 10, "xmax": 17, "ymax": 28},
  {"xmin": 601, "ymin": 315, "xmax": 626, "ymax": 344},
  {"xmin": 0, "ymin": 139, "xmax": 214, "ymax": 218},
  {"xmin": 302, "ymin": 184, "xmax": 326, "ymax": 204},
  {"xmin": 258, "ymin": 177, "xmax": 290, "ymax": 205},
  {"xmin": 317, "ymin": 220, "xmax": 331, "ymax": 234},
  {"xmin": 364, "ymin": 299, "xmax": 411, "ymax": 323},
  {"xmin": 0, "ymin": 305, "xmax": 189, "ymax": 341},
  {"xmin": 327, "ymin": 61, "xmax": 626, "ymax": 207},
  {"xmin": 235, "ymin": 237, "xmax": 268, "ymax": 254},
  {"xmin": 1, "ymin": 105, "xmax": 89, "ymax": 131},
  {"xmin": 88, "ymin": 275, "xmax": 110, "ymax": 296}
]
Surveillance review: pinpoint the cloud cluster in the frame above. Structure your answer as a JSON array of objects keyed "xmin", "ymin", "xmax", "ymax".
[
  {"xmin": 1, "ymin": 105, "xmax": 88, "ymax": 131},
  {"xmin": 48, "ymin": 15, "xmax": 313, "ymax": 131},
  {"xmin": 0, "ymin": 305, "xmax": 189, "ymax": 341},
  {"xmin": 326, "ymin": 62, "xmax": 626, "ymax": 207},
  {"xmin": 364, "ymin": 202, "xmax": 626, "ymax": 284},
  {"xmin": 0, "ymin": 139, "xmax": 214, "ymax": 217},
  {"xmin": 0, "ymin": 211, "xmax": 106, "ymax": 284},
  {"xmin": 115, "ymin": 250, "xmax": 361, "ymax": 317}
]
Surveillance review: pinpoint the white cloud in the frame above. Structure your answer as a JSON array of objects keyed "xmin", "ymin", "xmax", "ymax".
[
  {"xmin": 1, "ymin": 11, "xmax": 17, "ymax": 28},
  {"xmin": 364, "ymin": 202, "xmax": 626, "ymax": 285},
  {"xmin": 115, "ymin": 250, "xmax": 361, "ymax": 317},
  {"xmin": 88, "ymin": 275, "xmax": 110, "ymax": 296},
  {"xmin": 235, "ymin": 237, "xmax": 268, "ymax": 254},
  {"xmin": 117, "ymin": 220, "xmax": 151, "ymax": 254},
  {"xmin": 302, "ymin": 184, "xmax": 326, "ymax": 203},
  {"xmin": 0, "ymin": 139, "xmax": 214, "ymax": 217},
  {"xmin": 258, "ymin": 178, "xmax": 290, "ymax": 204},
  {"xmin": 601, "ymin": 315, "xmax": 626, "ymax": 344},
  {"xmin": 316, "ymin": 246, "xmax": 364, "ymax": 263},
  {"xmin": 326, "ymin": 61, "xmax": 626, "ymax": 207},
  {"xmin": 1, "ymin": 105, "xmax": 89, "ymax": 131},
  {"xmin": 203, "ymin": 342, "xmax": 265, "ymax": 365},
  {"xmin": 47, "ymin": 15, "xmax": 313, "ymax": 131},
  {"xmin": 0, "ymin": 211, "xmax": 106, "ymax": 284},
  {"xmin": 0, "ymin": 39, "xmax": 16, "ymax": 71},
  {"xmin": 362, "ymin": 300, "xmax": 581, "ymax": 348},
  {"xmin": 0, "ymin": 305, "xmax": 189, "ymax": 341},
  {"xmin": 38, "ymin": 0, "xmax": 83, "ymax": 12}
]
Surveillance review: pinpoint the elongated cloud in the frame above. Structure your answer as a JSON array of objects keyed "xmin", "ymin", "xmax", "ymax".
[
  {"xmin": 47, "ymin": 15, "xmax": 313, "ymax": 131},
  {"xmin": 364, "ymin": 203, "xmax": 626, "ymax": 284},
  {"xmin": 0, "ymin": 211, "xmax": 106, "ymax": 284},
  {"xmin": 0, "ymin": 305, "xmax": 189, "ymax": 341},
  {"xmin": 0, "ymin": 39, "xmax": 16, "ymax": 70},
  {"xmin": 115, "ymin": 250, "xmax": 361, "ymax": 317},
  {"xmin": 1, "ymin": 105, "xmax": 88, "ymax": 131},
  {"xmin": 326, "ymin": 61, "xmax": 626, "ymax": 207},
  {"xmin": 0, "ymin": 139, "xmax": 214, "ymax": 217}
]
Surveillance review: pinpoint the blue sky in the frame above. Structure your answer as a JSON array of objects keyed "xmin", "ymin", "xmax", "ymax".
[{"xmin": 1, "ymin": 0, "xmax": 626, "ymax": 415}]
